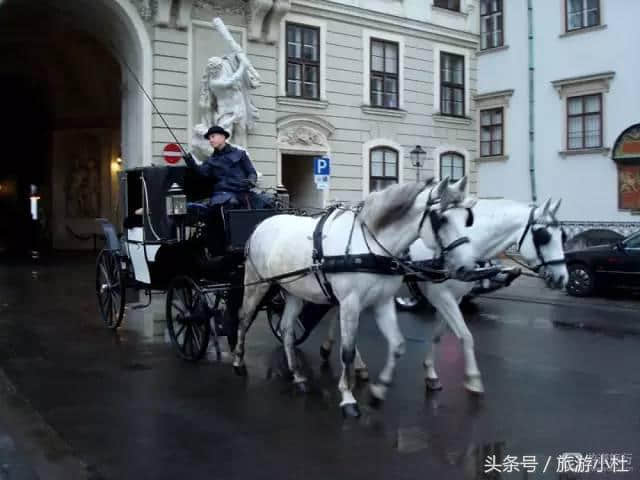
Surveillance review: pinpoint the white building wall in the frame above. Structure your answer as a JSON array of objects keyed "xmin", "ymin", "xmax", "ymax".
[{"xmin": 477, "ymin": 0, "xmax": 640, "ymax": 223}]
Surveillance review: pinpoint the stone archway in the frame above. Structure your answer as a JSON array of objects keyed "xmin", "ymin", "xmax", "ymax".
[{"xmin": 0, "ymin": 0, "xmax": 152, "ymax": 252}]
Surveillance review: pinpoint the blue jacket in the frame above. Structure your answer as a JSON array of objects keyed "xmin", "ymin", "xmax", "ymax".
[{"xmin": 185, "ymin": 144, "xmax": 257, "ymax": 205}]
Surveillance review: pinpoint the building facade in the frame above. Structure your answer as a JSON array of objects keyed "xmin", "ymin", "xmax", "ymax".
[
  {"xmin": 475, "ymin": 0, "xmax": 640, "ymax": 239},
  {"xmin": 0, "ymin": 0, "xmax": 481, "ymax": 251}
]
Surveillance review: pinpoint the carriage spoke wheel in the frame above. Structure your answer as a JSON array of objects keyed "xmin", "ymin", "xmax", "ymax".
[
  {"xmin": 266, "ymin": 292, "xmax": 310, "ymax": 346},
  {"xmin": 166, "ymin": 276, "xmax": 211, "ymax": 361},
  {"xmin": 395, "ymin": 280, "xmax": 427, "ymax": 311},
  {"xmin": 95, "ymin": 249, "xmax": 126, "ymax": 330}
]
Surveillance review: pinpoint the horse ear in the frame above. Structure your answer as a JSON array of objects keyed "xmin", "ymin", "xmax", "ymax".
[
  {"xmin": 551, "ymin": 198, "xmax": 562, "ymax": 216},
  {"xmin": 433, "ymin": 177, "xmax": 450, "ymax": 199},
  {"xmin": 454, "ymin": 176, "xmax": 468, "ymax": 194},
  {"xmin": 537, "ymin": 198, "xmax": 552, "ymax": 219}
]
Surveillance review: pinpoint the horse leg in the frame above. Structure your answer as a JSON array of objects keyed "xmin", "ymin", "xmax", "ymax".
[
  {"xmin": 338, "ymin": 295, "xmax": 361, "ymax": 418},
  {"xmin": 232, "ymin": 270, "xmax": 270, "ymax": 375},
  {"xmin": 280, "ymin": 296, "xmax": 309, "ymax": 392},
  {"xmin": 320, "ymin": 307, "xmax": 337, "ymax": 362},
  {"xmin": 426, "ymin": 288, "xmax": 484, "ymax": 394},
  {"xmin": 320, "ymin": 309, "xmax": 369, "ymax": 381},
  {"xmin": 369, "ymin": 298, "xmax": 405, "ymax": 407},
  {"xmin": 423, "ymin": 314, "xmax": 447, "ymax": 391}
]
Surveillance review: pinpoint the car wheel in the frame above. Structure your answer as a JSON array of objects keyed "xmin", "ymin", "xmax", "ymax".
[{"xmin": 566, "ymin": 264, "xmax": 595, "ymax": 297}]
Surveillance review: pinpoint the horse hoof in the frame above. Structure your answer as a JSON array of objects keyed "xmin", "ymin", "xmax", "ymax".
[
  {"xmin": 341, "ymin": 403, "xmax": 361, "ymax": 419},
  {"xmin": 425, "ymin": 377, "xmax": 443, "ymax": 391},
  {"xmin": 464, "ymin": 375, "xmax": 484, "ymax": 394},
  {"xmin": 355, "ymin": 368, "xmax": 369, "ymax": 382},
  {"xmin": 319, "ymin": 344, "xmax": 332, "ymax": 362},
  {"xmin": 294, "ymin": 381, "xmax": 310, "ymax": 395},
  {"xmin": 233, "ymin": 365, "xmax": 247, "ymax": 377}
]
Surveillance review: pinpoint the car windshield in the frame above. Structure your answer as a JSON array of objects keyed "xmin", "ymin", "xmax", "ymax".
[{"xmin": 623, "ymin": 230, "xmax": 640, "ymax": 248}]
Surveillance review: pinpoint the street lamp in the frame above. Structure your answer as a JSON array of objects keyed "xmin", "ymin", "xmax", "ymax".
[{"xmin": 410, "ymin": 145, "xmax": 427, "ymax": 182}]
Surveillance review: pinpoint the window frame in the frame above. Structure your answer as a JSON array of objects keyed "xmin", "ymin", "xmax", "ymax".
[
  {"xmin": 565, "ymin": 0, "xmax": 600, "ymax": 32},
  {"xmin": 480, "ymin": 107, "xmax": 504, "ymax": 157},
  {"xmin": 480, "ymin": 0, "xmax": 504, "ymax": 50},
  {"xmin": 440, "ymin": 52, "xmax": 465, "ymax": 118},
  {"xmin": 285, "ymin": 22, "xmax": 321, "ymax": 100},
  {"xmin": 369, "ymin": 38, "xmax": 400, "ymax": 110},
  {"xmin": 439, "ymin": 151, "xmax": 466, "ymax": 181},
  {"xmin": 434, "ymin": 0, "xmax": 461, "ymax": 12},
  {"xmin": 566, "ymin": 93, "xmax": 603, "ymax": 150},
  {"xmin": 369, "ymin": 147, "xmax": 399, "ymax": 192}
]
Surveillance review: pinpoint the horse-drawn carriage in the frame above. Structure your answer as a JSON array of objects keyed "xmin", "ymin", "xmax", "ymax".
[{"xmin": 95, "ymin": 165, "xmax": 329, "ymax": 361}]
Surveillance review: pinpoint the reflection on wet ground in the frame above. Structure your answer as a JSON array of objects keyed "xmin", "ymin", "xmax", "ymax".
[{"xmin": 0, "ymin": 255, "xmax": 639, "ymax": 479}]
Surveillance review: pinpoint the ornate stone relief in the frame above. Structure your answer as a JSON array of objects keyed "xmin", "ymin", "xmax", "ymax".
[
  {"xmin": 131, "ymin": 0, "xmax": 157, "ymax": 21},
  {"xmin": 276, "ymin": 114, "xmax": 335, "ymax": 152},
  {"xmin": 193, "ymin": 0, "xmax": 248, "ymax": 16},
  {"xmin": 278, "ymin": 127, "xmax": 326, "ymax": 148}
]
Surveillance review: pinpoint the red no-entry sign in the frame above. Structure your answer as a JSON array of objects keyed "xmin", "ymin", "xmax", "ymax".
[{"xmin": 163, "ymin": 143, "xmax": 182, "ymax": 164}]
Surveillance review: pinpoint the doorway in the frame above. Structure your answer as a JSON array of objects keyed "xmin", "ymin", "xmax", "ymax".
[{"xmin": 281, "ymin": 154, "xmax": 324, "ymax": 210}]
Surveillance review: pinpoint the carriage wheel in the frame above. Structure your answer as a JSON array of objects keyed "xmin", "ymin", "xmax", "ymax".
[
  {"xmin": 266, "ymin": 291, "xmax": 311, "ymax": 346},
  {"xmin": 95, "ymin": 249, "xmax": 126, "ymax": 330},
  {"xmin": 166, "ymin": 276, "xmax": 212, "ymax": 361},
  {"xmin": 394, "ymin": 279, "xmax": 428, "ymax": 312}
]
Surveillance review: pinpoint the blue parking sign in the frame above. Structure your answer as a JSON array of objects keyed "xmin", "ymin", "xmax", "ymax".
[{"xmin": 314, "ymin": 156, "xmax": 331, "ymax": 176}]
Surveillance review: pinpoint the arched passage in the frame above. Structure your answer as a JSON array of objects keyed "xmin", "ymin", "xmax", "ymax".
[{"xmin": 0, "ymin": 0, "xmax": 151, "ymax": 253}]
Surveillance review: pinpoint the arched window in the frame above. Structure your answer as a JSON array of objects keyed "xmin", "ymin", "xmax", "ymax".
[
  {"xmin": 370, "ymin": 147, "xmax": 398, "ymax": 192},
  {"xmin": 439, "ymin": 151, "xmax": 465, "ymax": 181}
]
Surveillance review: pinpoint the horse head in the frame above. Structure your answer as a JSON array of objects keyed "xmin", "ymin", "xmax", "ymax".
[
  {"xmin": 519, "ymin": 198, "xmax": 568, "ymax": 289},
  {"xmin": 419, "ymin": 176, "xmax": 477, "ymax": 277}
]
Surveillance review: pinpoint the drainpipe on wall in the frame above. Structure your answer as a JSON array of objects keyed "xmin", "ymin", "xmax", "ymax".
[{"xmin": 527, "ymin": 0, "xmax": 537, "ymax": 204}]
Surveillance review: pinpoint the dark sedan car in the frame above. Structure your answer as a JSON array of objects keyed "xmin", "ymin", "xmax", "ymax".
[{"xmin": 565, "ymin": 230, "xmax": 640, "ymax": 296}]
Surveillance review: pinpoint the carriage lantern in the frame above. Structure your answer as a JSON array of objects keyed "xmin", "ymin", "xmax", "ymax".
[
  {"xmin": 166, "ymin": 182, "xmax": 187, "ymax": 241},
  {"xmin": 166, "ymin": 182, "xmax": 187, "ymax": 216},
  {"xmin": 410, "ymin": 145, "xmax": 427, "ymax": 182}
]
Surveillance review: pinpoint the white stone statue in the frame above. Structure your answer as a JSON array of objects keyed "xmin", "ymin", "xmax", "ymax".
[{"xmin": 191, "ymin": 18, "xmax": 261, "ymax": 160}]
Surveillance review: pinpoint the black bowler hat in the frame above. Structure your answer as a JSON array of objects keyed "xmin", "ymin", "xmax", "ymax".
[{"xmin": 204, "ymin": 125, "xmax": 230, "ymax": 139}]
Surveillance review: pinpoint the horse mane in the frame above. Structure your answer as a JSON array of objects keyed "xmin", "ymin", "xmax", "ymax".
[{"xmin": 360, "ymin": 178, "xmax": 435, "ymax": 232}]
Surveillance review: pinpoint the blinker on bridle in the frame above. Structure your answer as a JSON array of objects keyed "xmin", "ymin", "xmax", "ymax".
[
  {"xmin": 517, "ymin": 207, "xmax": 566, "ymax": 272},
  {"xmin": 418, "ymin": 197, "xmax": 474, "ymax": 257}
]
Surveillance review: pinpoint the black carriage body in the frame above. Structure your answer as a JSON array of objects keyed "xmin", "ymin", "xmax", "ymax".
[{"xmin": 118, "ymin": 165, "xmax": 289, "ymax": 290}]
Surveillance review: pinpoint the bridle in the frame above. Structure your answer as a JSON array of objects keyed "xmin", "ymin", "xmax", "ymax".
[
  {"xmin": 418, "ymin": 195, "xmax": 474, "ymax": 259},
  {"xmin": 517, "ymin": 207, "xmax": 567, "ymax": 273}
]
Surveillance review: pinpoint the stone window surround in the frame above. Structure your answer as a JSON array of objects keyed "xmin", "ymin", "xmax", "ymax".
[
  {"xmin": 552, "ymin": 71, "xmax": 615, "ymax": 156},
  {"xmin": 474, "ymin": 89, "xmax": 513, "ymax": 161},
  {"xmin": 362, "ymin": 29, "xmax": 405, "ymax": 113},
  {"xmin": 278, "ymin": 13, "xmax": 327, "ymax": 102},
  {"xmin": 429, "ymin": 0, "xmax": 473, "ymax": 17},
  {"xmin": 433, "ymin": 42, "xmax": 472, "ymax": 119},
  {"xmin": 362, "ymin": 138, "xmax": 404, "ymax": 197}
]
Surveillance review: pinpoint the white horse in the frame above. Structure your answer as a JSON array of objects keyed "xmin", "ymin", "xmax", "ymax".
[
  {"xmin": 322, "ymin": 197, "xmax": 568, "ymax": 394},
  {"xmin": 233, "ymin": 178, "xmax": 477, "ymax": 417}
]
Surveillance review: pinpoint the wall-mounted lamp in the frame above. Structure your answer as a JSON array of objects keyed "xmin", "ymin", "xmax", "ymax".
[{"xmin": 410, "ymin": 145, "xmax": 427, "ymax": 182}]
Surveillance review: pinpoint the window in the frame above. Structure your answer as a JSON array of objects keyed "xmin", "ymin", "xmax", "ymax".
[
  {"xmin": 567, "ymin": 94, "xmax": 602, "ymax": 149},
  {"xmin": 625, "ymin": 232, "xmax": 640, "ymax": 249},
  {"xmin": 566, "ymin": 0, "xmax": 599, "ymax": 31},
  {"xmin": 286, "ymin": 23, "xmax": 320, "ymax": 99},
  {"xmin": 480, "ymin": 0, "xmax": 503, "ymax": 50},
  {"xmin": 440, "ymin": 152, "xmax": 465, "ymax": 181},
  {"xmin": 480, "ymin": 108, "xmax": 503, "ymax": 156},
  {"xmin": 370, "ymin": 147, "xmax": 398, "ymax": 192},
  {"xmin": 434, "ymin": 0, "xmax": 460, "ymax": 11},
  {"xmin": 440, "ymin": 52, "xmax": 465, "ymax": 117},
  {"xmin": 370, "ymin": 39, "xmax": 399, "ymax": 109}
]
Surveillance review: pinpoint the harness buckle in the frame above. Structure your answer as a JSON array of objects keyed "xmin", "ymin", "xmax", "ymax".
[{"xmin": 390, "ymin": 259, "xmax": 400, "ymax": 272}]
